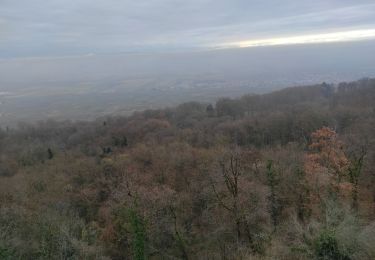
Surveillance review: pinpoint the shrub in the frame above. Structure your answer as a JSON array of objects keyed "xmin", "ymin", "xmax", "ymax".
[{"xmin": 314, "ymin": 229, "xmax": 350, "ymax": 260}]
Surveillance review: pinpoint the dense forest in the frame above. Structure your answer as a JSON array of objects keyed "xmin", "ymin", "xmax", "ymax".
[{"xmin": 0, "ymin": 78, "xmax": 375, "ymax": 259}]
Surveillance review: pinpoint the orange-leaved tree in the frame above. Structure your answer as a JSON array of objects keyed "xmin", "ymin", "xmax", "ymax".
[{"xmin": 304, "ymin": 127, "xmax": 351, "ymax": 214}]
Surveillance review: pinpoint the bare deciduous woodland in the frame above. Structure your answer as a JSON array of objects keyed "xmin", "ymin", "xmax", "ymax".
[{"xmin": 1, "ymin": 78, "xmax": 375, "ymax": 259}]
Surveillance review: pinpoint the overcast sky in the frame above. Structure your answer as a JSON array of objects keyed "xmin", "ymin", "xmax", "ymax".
[{"xmin": 1, "ymin": 0, "xmax": 375, "ymax": 58}]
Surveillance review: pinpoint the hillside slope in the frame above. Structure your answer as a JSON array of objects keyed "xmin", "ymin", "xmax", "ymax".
[{"xmin": 0, "ymin": 78, "xmax": 375, "ymax": 259}]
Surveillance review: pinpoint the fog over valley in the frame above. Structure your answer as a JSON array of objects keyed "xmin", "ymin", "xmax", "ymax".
[{"xmin": 1, "ymin": 40, "xmax": 375, "ymax": 124}]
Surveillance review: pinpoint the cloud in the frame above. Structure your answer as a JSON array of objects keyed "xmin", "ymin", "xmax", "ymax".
[
  {"xmin": 0, "ymin": 18, "xmax": 7, "ymax": 40},
  {"xmin": 0, "ymin": 0, "xmax": 375, "ymax": 57},
  {"xmin": 226, "ymin": 29, "xmax": 375, "ymax": 48}
]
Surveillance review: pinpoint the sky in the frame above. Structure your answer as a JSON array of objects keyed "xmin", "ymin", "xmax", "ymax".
[{"xmin": 1, "ymin": 0, "xmax": 375, "ymax": 58}]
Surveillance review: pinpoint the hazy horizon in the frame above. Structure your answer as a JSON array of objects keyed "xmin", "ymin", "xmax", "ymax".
[
  {"xmin": 1, "ymin": 1, "xmax": 375, "ymax": 124},
  {"xmin": 0, "ymin": 42, "xmax": 373, "ymax": 125}
]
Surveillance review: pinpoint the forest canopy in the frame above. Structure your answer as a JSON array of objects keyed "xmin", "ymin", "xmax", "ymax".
[{"xmin": 0, "ymin": 78, "xmax": 375, "ymax": 259}]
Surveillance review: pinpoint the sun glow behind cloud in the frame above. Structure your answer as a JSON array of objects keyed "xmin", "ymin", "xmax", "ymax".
[
  {"xmin": 226, "ymin": 29, "xmax": 375, "ymax": 48},
  {"xmin": 2, "ymin": 1, "xmax": 375, "ymax": 57}
]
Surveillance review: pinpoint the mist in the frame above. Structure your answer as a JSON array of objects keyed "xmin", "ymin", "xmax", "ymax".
[{"xmin": 0, "ymin": 40, "xmax": 374, "ymax": 124}]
